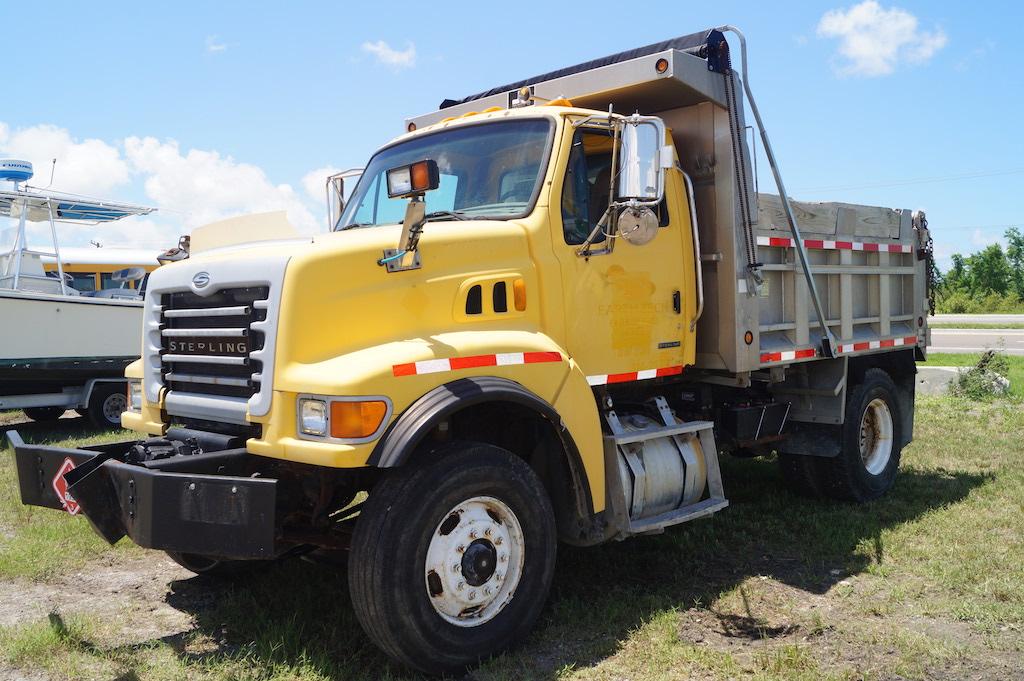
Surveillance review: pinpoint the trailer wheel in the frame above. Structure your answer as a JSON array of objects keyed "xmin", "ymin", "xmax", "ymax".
[
  {"xmin": 818, "ymin": 368, "xmax": 902, "ymax": 502},
  {"xmin": 23, "ymin": 407, "xmax": 66, "ymax": 422},
  {"xmin": 86, "ymin": 383, "xmax": 127, "ymax": 429},
  {"xmin": 348, "ymin": 442, "xmax": 556, "ymax": 675},
  {"xmin": 165, "ymin": 551, "xmax": 265, "ymax": 578}
]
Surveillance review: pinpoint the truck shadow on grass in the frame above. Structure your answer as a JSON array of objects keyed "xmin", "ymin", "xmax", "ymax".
[{"xmin": 146, "ymin": 455, "xmax": 990, "ymax": 680}]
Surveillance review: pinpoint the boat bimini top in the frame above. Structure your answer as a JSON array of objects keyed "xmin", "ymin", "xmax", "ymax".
[{"xmin": 0, "ymin": 159, "xmax": 155, "ymax": 295}]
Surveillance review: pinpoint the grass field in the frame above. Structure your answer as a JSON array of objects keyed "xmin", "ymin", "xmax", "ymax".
[{"xmin": 1, "ymin": 394, "xmax": 1022, "ymax": 680}]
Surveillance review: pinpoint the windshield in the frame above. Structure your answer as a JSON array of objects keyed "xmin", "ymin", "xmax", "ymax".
[{"xmin": 336, "ymin": 118, "xmax": 553, "ymax": 230}]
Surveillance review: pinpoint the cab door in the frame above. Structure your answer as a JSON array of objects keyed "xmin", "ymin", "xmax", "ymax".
[{"xmin": 549, "ymin": 125, "xmax": 695, "ymax": 385}]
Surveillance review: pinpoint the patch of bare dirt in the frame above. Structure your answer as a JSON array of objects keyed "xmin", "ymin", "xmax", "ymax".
[{"xmin": 0, "ymin": 552, "xmax": 210, "ymax": 644}]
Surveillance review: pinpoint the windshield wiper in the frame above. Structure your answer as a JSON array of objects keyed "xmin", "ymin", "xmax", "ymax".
[{"xmin": 423, "ymin": 210, "xmax": 470, "ymax": 222}]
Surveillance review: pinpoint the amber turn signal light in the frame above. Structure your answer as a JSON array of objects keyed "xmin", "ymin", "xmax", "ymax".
[
  {"xmin": 513, "ymin": 278, "xmax": 527, "ymax": 311},
  {"xmin": 330, "ymin": 400, "xmax": 388, "ymax": 439}
]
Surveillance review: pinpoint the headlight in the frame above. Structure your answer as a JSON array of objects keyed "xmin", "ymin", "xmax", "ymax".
[
  {"xmin": 296, "ymin": 395, "xmax": 392, "ymax": 443},
  {"xmin": 298, "ymin": 399, "xmax": 328, "ymax": 436},
  {"xmin": 127, "ymin": 380, "xmax": 143, "ymax": 412}
]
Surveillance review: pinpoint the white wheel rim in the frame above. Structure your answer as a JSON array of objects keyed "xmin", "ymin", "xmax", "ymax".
[
  {"xmin": 859, "ymin": 398, "xmax": 893, "ymax": 475},
  {"xmin": 424, "ymin": 495, "xmax": 525, "ymax": 628},
  {"xmin": 102, "ymin": 393, "xmax": 127, "ymax": 423}
]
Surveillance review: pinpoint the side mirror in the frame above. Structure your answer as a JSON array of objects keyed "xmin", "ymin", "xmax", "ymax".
[
  {"xmin": 327, "ymin": 168, "xmax": 363, "ymax": 231},
  {"xmin": 616, "ymin": 115, "xmax": 672, "ymax": 204}
]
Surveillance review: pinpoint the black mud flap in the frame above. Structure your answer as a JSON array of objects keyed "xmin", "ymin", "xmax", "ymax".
[{"xmin": 8, "ymin": 431, "xmax": 278, "ymax": 560}]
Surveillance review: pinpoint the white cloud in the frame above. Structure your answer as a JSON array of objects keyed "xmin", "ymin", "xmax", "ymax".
[
  {"xmin": 205, "ymin": 35, "xmax": 227, "ymax": 53},
  {"xmin": 124, "ymin": 136, "xmax": 321, "ymax": 235},
  {"xmin": 302, "ymin": 166, "xmax": 341, "ymax": 203},
  {"xmin": 817, "ymin": 1, "xmax": 947, "ymax": 77},
  {"xmin": 955, "ymin": 40, "xmax": 995, "ymax": 73},
  {"xmin": 361, "ymin": 40, "xmax": 416, "ymax": 70},
  {"xmin": 0, "ymin": 120, "xmax": 337, "ymax": 249},
  {"xmin": 0, "ymin": 123, "xmax": 131, "ymax": 195}
]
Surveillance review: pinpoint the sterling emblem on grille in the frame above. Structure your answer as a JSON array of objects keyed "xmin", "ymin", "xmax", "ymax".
[
  {"xmin": 167, "ymin": 339, "xmax": 249, "ymax": 356},
  {"xmin": 192, "ymin": 271, "xmax": 211, "ymax": 288}
]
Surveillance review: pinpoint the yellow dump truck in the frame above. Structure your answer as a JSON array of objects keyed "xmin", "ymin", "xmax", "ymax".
[{"xmin": 10, "ymin": 28, "xmax": 933, "ymax": 674}]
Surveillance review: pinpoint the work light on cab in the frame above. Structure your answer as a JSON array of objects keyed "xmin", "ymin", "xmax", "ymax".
[
  {"xmin": 386, "ymin": 159, "xmax": 440, "ymax": 199},
  {"xmin": 378, "ymin": 159, "xmax": 441, "ymax": 272}
]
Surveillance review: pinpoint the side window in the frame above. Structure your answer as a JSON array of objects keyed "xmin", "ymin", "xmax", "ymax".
[
  {"xmin": 561, "ymin": 129, "xmax": 612, "ymax": 245},
  {"xmin": 560, "ymin": 128, "xmax": 671, "ymax": 246}
]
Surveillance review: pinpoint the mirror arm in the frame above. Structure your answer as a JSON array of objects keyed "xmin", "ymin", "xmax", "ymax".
[{"xmin": 576, "ymin": 204, "xmax": 617, "ymax": 258}]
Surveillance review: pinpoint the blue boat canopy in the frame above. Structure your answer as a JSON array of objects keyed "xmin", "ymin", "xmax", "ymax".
[{"xmin": 0, "ymin": 188, "xmax": 155, "ymax": 223}]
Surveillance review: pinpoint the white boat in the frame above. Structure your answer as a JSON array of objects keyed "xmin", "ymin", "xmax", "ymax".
[{"xmin": 0, "ymin": 159, "xmax": 157, "ymax": 425}]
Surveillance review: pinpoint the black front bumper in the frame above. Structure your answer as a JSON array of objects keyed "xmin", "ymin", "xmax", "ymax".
[{"xmin": 8, "ymin": 431, "xmax": 278, "ymax": 559}]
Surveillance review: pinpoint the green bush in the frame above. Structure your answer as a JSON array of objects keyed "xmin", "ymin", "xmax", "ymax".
[
  {"xmin": 935, "ymin": 290, "xmax": 1024, "ymax": 314},
  {"xmin": 949, "ymin": 350, "xmax": 1011, "ymax": 400}
]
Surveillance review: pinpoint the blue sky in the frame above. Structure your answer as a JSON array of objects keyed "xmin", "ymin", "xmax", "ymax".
[{"xmin": 1, "ymin": 0, "xmax": 1021, "ymax": 267}]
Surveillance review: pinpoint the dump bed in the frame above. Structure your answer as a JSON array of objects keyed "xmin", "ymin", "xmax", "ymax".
[{"xmin": 409, "ymin": 29, "xmax": 931, "ymax": 375}]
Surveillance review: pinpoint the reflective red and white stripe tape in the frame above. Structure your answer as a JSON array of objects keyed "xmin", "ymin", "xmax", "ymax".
[
  {"xmin": 392, "ymin": 351, "xmax": 562, "ymax": 377},
  {"xmin": 586, "ymin": 365, "xmax": 684, "ymax": 386},
  {"xmin": 836, "ymin": 335, "xmax": 918, "ymax": 354},
  {"xmin": 756, "ymin": 235, "xmax": 913, "ymax": 254},
  {"xmin": 759, "ymin": 347, "xmax": 818, "ymax": 364},
  {"xmin": 760, "ymin": 335, "xmax": 919, "ymax": 364}
]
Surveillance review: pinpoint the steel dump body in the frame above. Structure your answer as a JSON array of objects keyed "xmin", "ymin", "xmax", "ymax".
[{"xmin": 410, "ymin": 29, "xmax": 929, "ymax": 377}]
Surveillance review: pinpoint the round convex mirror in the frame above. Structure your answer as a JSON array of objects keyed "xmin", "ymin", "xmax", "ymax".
[{"xmin": 617, "ymin": 206, "xmax": 658, "ymax": 245}]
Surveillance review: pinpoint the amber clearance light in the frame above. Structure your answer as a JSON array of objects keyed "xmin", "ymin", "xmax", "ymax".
[
  {"xmin": 655, "ymin": 58, "xmax": 669, "ymax": 74},
  {"xmin": 330, "ymin": 400, "xmax": 389, "ymax": 439}
]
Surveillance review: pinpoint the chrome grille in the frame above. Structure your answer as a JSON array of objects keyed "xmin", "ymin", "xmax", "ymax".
[{"xmin": 159, "ymin": 287, "xmax": 269, "ymax": 399}]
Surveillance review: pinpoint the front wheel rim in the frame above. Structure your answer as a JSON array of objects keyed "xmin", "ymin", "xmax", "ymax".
[
  {"xmin": 859, "ymin": 398, "xmax": 893, "ymax": 475},
  {"xmin": 424, "ymin": 495, "xmax": 525, "ymax": 628}
]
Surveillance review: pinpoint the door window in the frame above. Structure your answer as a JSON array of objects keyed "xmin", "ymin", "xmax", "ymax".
[{"xmin": 560, "ymin": 128, "xmax": 670, "ymax": 246}]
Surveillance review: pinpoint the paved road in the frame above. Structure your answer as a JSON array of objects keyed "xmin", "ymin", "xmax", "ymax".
[
  {"xmin": 928, "ymin": 328, "xmax": 1024, "ymax": 356},
  {"xmin": 929, "ymin": 314, "xmax": 1024, "ymax": 325}
]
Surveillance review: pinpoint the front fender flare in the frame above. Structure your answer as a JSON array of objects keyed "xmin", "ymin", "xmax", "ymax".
[{"xmin": 367, "ymin": 376, "xmax": 594, "ymax": 515}]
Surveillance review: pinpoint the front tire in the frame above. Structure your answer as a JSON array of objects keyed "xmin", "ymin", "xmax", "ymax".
[{"xmin": 348, "ymin": 443, "xmax": 557, "ymax": 675}]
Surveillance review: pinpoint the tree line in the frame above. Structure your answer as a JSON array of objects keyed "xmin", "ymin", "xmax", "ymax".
[{"xmin": 936, "ymin": 228, "xmax": 1024, "ymax": 313}]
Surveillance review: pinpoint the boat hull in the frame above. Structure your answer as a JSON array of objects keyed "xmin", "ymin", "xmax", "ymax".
[{"xmin": 0, "ymin": 290, "xmax": 142, "ymax": 396}]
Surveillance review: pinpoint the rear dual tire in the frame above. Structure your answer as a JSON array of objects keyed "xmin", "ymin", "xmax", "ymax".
[
  {"xmin": 348, "ymin": 442, "xmax": 557, "ymax": 675},
  {"xmin": 779, "ymin": 368, "xmax": 902, "ymax": 503}
]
